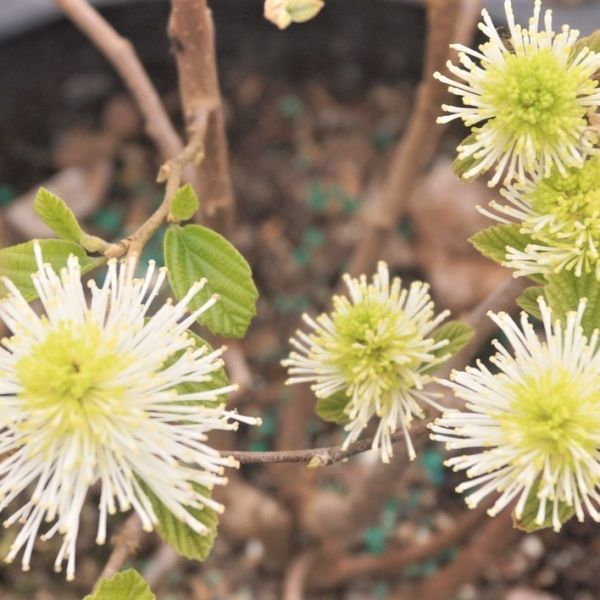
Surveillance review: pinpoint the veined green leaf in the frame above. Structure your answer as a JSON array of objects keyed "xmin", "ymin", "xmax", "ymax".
[
  {"xmin": 469, "ymin": 224, "xmax": 532, "ymax": 267},
  {"xmin": 517, "ymin": 286, "xmax": 544, "ymax": 320},
  {"xmin": 0, "ymin": 240, "xmax": 101, "ymax": 302},
  {"xmin": 142, "ymin": 482, "xmax": 218, "ymax": 561},
  {"xmin": 575, "ymin": 29, "xmax": 600, "ymax": 55},
  {"xmin": 513, "ymin": 482, "xmax": 575, "ymax": 533},
  {"xmin": 453, "ymin": 133, "xmax": 480, "ymax": 181},
  {"xmin": 316, "ymin": 391, "xmax": 350, "ymax": 424},
  {"xmin": 162, "ymin": 330, "xmax": 229, "ymax": 400},
  {"xmin": 164, "ymin": 225, "xmax": 258, "ymax": 338},
  {"xmin": 169, "ymin": 184, "xmax": 200, "ymax": 223},
  {"xmin": 287, "ymin": 0, "xmax": 324, "ymax": 23},
  {"xmin": 85, "ymin": 569, "xmax": 155, "ymax": 600},
  {"xmin": 34, "ymin": 187, "xmax": 84, "ymax": 243},
  {"xmin": 545, "ymin": 271, "xmax": 600, "ymax": 337},
  {"xmin": 429, "ymin": 321, "xmax": 474, "ymax": 362}
]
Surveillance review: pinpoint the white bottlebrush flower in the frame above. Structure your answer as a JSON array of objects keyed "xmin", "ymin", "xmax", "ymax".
[
  {"xmin": 436, "ymin": 0, "xmax": 600, "ymax": 186},
  {"xmin": 430, "ymin": 299, "xmax": 600, "ymax": 531},
  {"xmin": 0, "ymin": 244, "xmax": 259, "ymax": 580},
  {"xmin": 483, "ymin": 156, "xmax": 600, "ymax": 280},
  {"xmin": 282, "ymin": 262, "xmax": 450, "ymax": 463}
]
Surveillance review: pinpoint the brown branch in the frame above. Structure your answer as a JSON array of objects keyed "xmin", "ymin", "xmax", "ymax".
[
  {"xmin": 142, "ymin": 543, "xmax": 180, "ymax": 589},
  {"xmin": 95, "ymin": 514, "xmax": 144, "ymax": 586},
  {"xmin": 168, "ymin": 0, "xmax": 236, "ymax": 232},
  {"xmin": 228, "ymin": 426, "xmax": 426, "ymax": 466},
  {"xmin": 222, "ymin": 341, "xmax": 253, "ymax": 404},
  {"xmin": 283, "ymin": 551, "xmax": 318, "ymax": 600},
  {"xmin": 417, "ymin": 508, "xmax": 521, "ymax": 600},
  {"xmin": 347, "ymin": 0, "xmax": 480, "ymax": 277},
  {"xmin": 311, "ymin": 500, "xmax": 490, "ymax": 589},
  {"xmin": 438, "ymin": 275, "xmax": 529, "ymax": 379},
  {"xmin": 54, "ymin": 0, "xmax": 184, "ymax": 163},
  {"xmin": 268, "ymin": 384, "xmax": 319, "ymax": 505},
  {"xmin": 104, "ymin": 115, "xmax": 209, "ymax": 259}
]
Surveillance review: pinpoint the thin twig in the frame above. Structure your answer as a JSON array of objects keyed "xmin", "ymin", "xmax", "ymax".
[
  {"xmin": 228, "ymin": 426, "xmax": 426, "ymax": 466},
  {"xmin": 142, "ymin": 543, "xmax": 180, "ymax": 589},
  {"xmin": 222, "ymin": 341, "xmax": 253, "ymax": 404},
  {"xmin": 104, "ymin": 115, "xmax": 209, "ymax": 259},
  {"xmin": 54, "ymin": 0, "xmax": 184, "ymax": 163},
  {"xmin": 95, "ymin": 514, "xmax": 144, "ymax": 586}
]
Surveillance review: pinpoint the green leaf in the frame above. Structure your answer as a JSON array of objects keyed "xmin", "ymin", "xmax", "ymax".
[
  {"xmin": 517, "ymin": 287, "xmax": 544, "ymax": 320},
  {"xmin": 429, "ymin": 321, "xmax": 474, "ymax": 362},
  {"xmin": 164, "ymin": 225, "xmax": 258, "ymax": 338},
  {"xmin": 142, "ymin": 482, "xmax": 218, "ymax": 562},
  {"xmin": 545, "ymin": 271, "xmax": 600, "ymax": 337},
  {"xmin": 34, "ymin": 187, "xmax": 84, "ymax": 243},
  {"xmin": 0, "ymin": 240, "xmax": 101, "ymax": 302},
  {"xmin": 513, "ymin": 483, "xmax": 575, "ymax": 533},
  {"xmin": 575, "ymin": 29, "xmax": 600, "ymax": 55},
  {"xmin": 169, "ymin": 184, "xmax": 200, "ymax": 223},
  {"xmin": 84, "ymin": 569, "xmax": 155, "ymax": 600},
  {"xmin": 528, "ymin": 272, "xmax": 548, "ymax": 285},
  {"xmin": 142, "ymin": 336, "xmax": 222, "ymax": 562},
  {"xmin": 421, "ymin": 321, "xmax": 474, "ymax": 374},
  {"xmin": 453, "ymin": 133, "xmax": 480, "ymax": 181},
  {"xmin": 469, "ymin": 224, "xmax": 532, "ymax": 267},
  {"xmin": 316, "ymin": 391, "xmax": 350, "ymax": 424},
  {"xmin": 287, "ymin": 0, "xmax": 324, "ymax": 23},
  {"xmin": 162, "ymin": 330, "xmax": 229, "ymax": 400}
]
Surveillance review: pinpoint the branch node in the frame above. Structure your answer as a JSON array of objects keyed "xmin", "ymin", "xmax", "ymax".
[
  {"xmin": 307, "ymin": 453, "xmax": 331, "ymax": 468},
  {"xmin": 157, "ymin": 163, "xmax": 172, "ymax": 183}
]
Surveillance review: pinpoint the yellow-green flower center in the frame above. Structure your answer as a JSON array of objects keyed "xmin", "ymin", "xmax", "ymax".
[
  {"xmin": 527, "ymin": 156, "xmax": 600, "ymax": 256},
  {"xmin": 481, "ymin": 48, "xmax": 590, "ymax": 149},
  {"xmin": 500, "ymin": 367, "xmax": 600, "ymax": 469},
  {"xmin": 325, "ymin": 299, "xmax": 422, "ymax": 400},
  {"xmin": 16, "ymin": 321, "xmax": 126, "ymax": 435}
]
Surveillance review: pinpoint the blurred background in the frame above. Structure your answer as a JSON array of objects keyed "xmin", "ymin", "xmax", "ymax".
[{"xmin": 1, "ymin": 1, "xmax": 600, "ymax": 599}]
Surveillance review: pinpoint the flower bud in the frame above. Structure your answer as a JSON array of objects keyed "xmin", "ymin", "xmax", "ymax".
[{"xmin": 264, "ymin": 0, "xmax": 324, "ymax": 30}]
